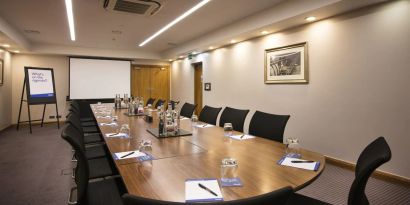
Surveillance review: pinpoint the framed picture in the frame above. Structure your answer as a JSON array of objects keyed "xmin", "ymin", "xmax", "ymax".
[
  {"xmin": 264, "ymin": 42, "xmax": 308, "ymax": 84},
  {"xmin": 0, "ymin": 59, "xmax": 3, "ymax": 85},
  {"xmin": 204, "ymin": 82, "xmax": 211, "ymax": 91}
]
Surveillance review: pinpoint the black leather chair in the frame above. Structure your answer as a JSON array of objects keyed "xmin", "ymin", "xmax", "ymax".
[
  {"xmin": 219, "ymin": 107, "xmax": 249, "ymax": 132},
  {"xmin": 66, "ymin": 114, "xmax": 103, "ymax": 144},
  {"xmin": 287, "ymin": 137, "xmax": 391, "ymax": 205},
  {"xmin": 68, "ymin": 106, "xmax": 97, "ymax": 127},
  {"xmin": 123, "ymin": 186, "xmax": 293, "ymax": 205},
  {"xmin": 71, "ymin": 100, "xmax": 95, "ymax": 123},
  {"xmin": 61, "ymin": 125, "xmax": 117, "ymax": 180},
  {"xmin": 198, "ymin": 105, "xmax": 222, "ymax": 125},
  {"xmin": 66, "ymin": 126, "xmax": 125, "ymax": 205},
  {"xmin": 249, "ymin": 111, "xmax": 290, "ymax": 143},
  {"xmin": 154, "ymin": 99, "xmax": 166, "ymax": 109},
  {"xmin": 146, "ymin": 98, "xmax": 156, "ymax": 106},
  {"xmin": 179, "ymin": 103, "xmax": 197, "ymax": 118}
]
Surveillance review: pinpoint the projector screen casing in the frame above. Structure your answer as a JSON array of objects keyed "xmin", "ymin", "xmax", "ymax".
[{"xmin": 69, "ymin": 58, "xmax": 131, "ymax": 99}]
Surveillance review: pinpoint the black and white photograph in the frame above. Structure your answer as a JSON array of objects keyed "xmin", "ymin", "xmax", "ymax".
[{"xmin": 264, "ymin": 42, "xmax": 308, "ymax": 83}]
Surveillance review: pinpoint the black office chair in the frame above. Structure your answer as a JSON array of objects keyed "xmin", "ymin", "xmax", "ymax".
[
  {"xmin": 71, "ymin": 100, "xmax": 95, "ymax": 123},
  {"xmin": 123, "ymin": 186, "xmax": 293, "ymax": 205},
  {"xmin": 146, "ymin": 98, "xmax": 156, "ymax": 106},
  {"xmin": 219, "ymin": 107, "xmax": 249, "ymax": 132},
  {"xmin": 61, "ymin": 125, "xmax": 117, "ymax": 180},
  {"xmin": 170, "ymin": 100, "xmax": 180, "ymax": 110},
  {"xmin": 287, "ymin": 137, "xmax": 392, "ymax": 205},
  {"xmin": 198, "ymin": 105, "xmax": 222, "ymax": 125},
  {"xmin": 179, "ymin": 103, "xmax": 197, "ymax": 118},
  {"xmin": 248, "ymin": 111, "xmax": 290, "ymax": 143},
  {"xmin": 67, "ymin": 127, "xmax": 125, "ymax": 205},
  {"xmin": 68, "ymin": 106, "xmax": 97, "ymax": 127},
  {"xmin": 154, "ymin": 99, "xmax": 166, "ymax": 109},
  {"xmin": 66, "ymin": 114, "xmax": 103, "ymax": 144}
]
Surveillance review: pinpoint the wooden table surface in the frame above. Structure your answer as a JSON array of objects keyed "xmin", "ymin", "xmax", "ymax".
[{"xmin": 91, "ymin": 104, "xmax": 325, "ymax": 202}]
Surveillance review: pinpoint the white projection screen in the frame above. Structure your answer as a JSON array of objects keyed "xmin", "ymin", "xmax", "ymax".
[{"xmin": 69, "ymin": 58, "xmax": 130, "ymax": 99}]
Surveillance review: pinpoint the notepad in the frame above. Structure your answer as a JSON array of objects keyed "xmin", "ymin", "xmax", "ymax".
[
  {"xmin": 105, "ymin": 133, "xmax": 129, "ymax": 138},
  {"xmin": 97, "ymin": 115, "xmax": 116, "ymax": 119},
  {"xmin": 185, "ymin": 179, "xmax": 223, "ymax": 203},
  {"xmin": 99, "ymin": 122, "xmax": 117, "ymax": 126},
  {"xmin": 278, "ymin": 157, "xmax": 320, "ymax": 171},
  {"xmin": 195, "ymin": 124, "xmax": 214, "ymax": 128},
  {"xmin": 113, "ymin": 150, "xmax": 146, "ymax": 160},
  {"xmin": 229, "ymin": 134, "xmax": 255, "ymax": 140}
]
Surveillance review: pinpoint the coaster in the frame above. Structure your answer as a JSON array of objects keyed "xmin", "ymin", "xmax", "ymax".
[{"xmin": 220, "ymin": 178, "xmax": 243, "ymax": 187}]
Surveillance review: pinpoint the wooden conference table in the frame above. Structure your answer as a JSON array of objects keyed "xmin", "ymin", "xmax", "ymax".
[{"xmin": 91, "ymin": 104, "xmax": 325, "ymax": 202}]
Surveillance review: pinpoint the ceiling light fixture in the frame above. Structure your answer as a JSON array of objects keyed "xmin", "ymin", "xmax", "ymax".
[
  {"xmin": 12, "ymin": 50, "xmax": 20, "ymax": 53},
  {"xmin": 209, "ymin": 46, "xmax": 214, "ymax": 49},
  {"xmin": 261, "ymin": 30, "xmax": 269, "ymax": 35},
  {"xmin": 179, "ymin": 55, "xmax": 184, "ymax": 58},
  {"xmin": 65, "ymin": 0, "xmax": 76, "ymax": 41},
  {"xmin": 0, "ymin": 49, "xmax": 4, "ymax": 52},
  {"xmin": 168, "ymin": 59, "xmax": 173, "ymax": 61},
  {"xmin": 230, "ymin": 39, "xmax": 237, "ymax": 44},
  {"xmin": 305, "ymin": 16, "xmax": 316, "ymax": 22},
  {"xmin": 139, "ymin": 0, "xmax": 211, "ymax": 47},
  {"xmin": 2, "ymin": 44, "xmax": 10, "ymax": 48}
]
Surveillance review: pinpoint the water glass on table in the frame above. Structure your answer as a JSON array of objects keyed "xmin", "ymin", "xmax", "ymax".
[
  {"xmin": 223, "ymin": 123, "xmax": 233, "ymax": 137},
  {"xmin": 191, "ymin": 114, "xmax": 198, "ymax": 126},
  {"xmin": 221, "ymin": 158, "xmax": 238, "ymax": 179},
  {"xmin": 285, "ymin": 138, "xmax": 301, "ymax": 157}
]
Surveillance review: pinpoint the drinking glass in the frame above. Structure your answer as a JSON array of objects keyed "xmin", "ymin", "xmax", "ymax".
[
  {"xmin": 286, "ymin": 138, "xmax": 301, "ymax": 156},
  {"xmin": 119, "ymin": 124, "xmax": 130, "ymax": 137},
  {"xmin": 223, "ymin": 123, "xmax": 233, "ymax": 137},
  {"xmin": 139, "ymin": 139, "xmax": 152, "ymax": 152},
  {"xmin": 191, "ymin": 114, "xmax": 198, "ymax": 126},
  {"xmin": 220, "ymin": 158, "xmax": 238, "ymax": 180}
]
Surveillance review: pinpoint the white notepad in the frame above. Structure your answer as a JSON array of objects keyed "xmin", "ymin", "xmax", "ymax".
[
  {"xmin": 185, "ymin": 179, "xmax": 223, "ymax": 203},
  {"xmin": 229, "ymin": 134, "xmax": 255, "ymax": 140},
  {"xmin": 113, "ymin": 150, "xmax": 146, "ymax": 160},
  {"xmin": 105, "ymin": 133, "xmax": 129, "ymax": 138},
  {"xmin": 278, "ymin": 157, "xmax": 320, "ymax": 171},
  {"xmin": 99, "ymin": 122, "xmax": 117, "ymax": 126},
  {"xmin": 195, "ymin": 124, "xmax": 214, "ymax": 128}
]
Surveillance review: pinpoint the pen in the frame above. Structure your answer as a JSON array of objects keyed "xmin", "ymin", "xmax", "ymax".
[
  {"xmin": 291, "ymin": 160, "xmax": 315, "ymax": 163},
  {"xmin": 202, "ymin": 124, "xmax": 207, "ymax": 127},
  {"xmin": 198, "ymin": 183, "xmax": 218, "ymax": 196},
  {"xmin": 240, "ymin": 135, "xmax": 244, "ymax": 139},
  {"xmin": 120, "ymin": 151, "xmax": 135, "ymax": 158},
  {"xmin": 108, "ymin": 132, "xmax": 119, "ymax": 136}
]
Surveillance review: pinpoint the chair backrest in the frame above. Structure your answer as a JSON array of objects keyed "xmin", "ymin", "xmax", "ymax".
[
  {"xmin": 219, "ymin": 107, "xmax": 250, "ymax": 132},
  {"xmin": 170, "ymin": 100, "xmax": 180, "ymax": 110},
  {"xmin": 122, "ymin": 186, "xmax": 293, "ymax": 205},
  {"xmin": 180, "ymin": 103, "xmax": 197, "ymax": 118},
  {"xmin": 348, "ymin": 137, "xmax": 391, "ymax": 205},
  {"xmin": 66, "ymin": 113, "xmax": 85, "ymax": 136},
  {"xmin": 248, "ymin": 111, "xmax": 290, "ymax": 143},
  {"xmin": 61, "ymin": 125, "xmax": 89, "ymax": 205},
  {"xmin": 155, "ymin": 99, "xmax": 166, "ymax": 109},
  {"xmin": 198, "ymin": 105, "xmax": 222, "ymax": 125},
  {"xmin": 146, "ymin": 98, "xmax": 156, "ymax": 106}
]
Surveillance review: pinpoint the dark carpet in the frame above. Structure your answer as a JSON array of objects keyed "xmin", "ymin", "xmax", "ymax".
[{"xmin": 0, "ymin": 124, "xmax": 409, "ymax": 205}]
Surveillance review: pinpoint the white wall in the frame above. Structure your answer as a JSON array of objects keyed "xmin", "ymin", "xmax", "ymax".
[
  {"xmin": 170, "ymin": 1, "xmax": 410, "ymax": 178},
  {"xmin": 0, "ymin": 51, "xmax": 12, "ymax": 131},
  {"xmin": 11, "ymin": 54, "xmax": 70, "ymax": 124}
]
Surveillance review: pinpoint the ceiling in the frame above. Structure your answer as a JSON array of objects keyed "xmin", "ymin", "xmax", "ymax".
[{"xmin": 0, "ymin": 0, "xmax": 387, "ymax": 60}]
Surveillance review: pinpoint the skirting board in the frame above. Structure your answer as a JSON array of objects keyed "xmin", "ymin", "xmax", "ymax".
[{"xmin": 325, "ymin": 156, "xmax": 410, "ymax": 187}]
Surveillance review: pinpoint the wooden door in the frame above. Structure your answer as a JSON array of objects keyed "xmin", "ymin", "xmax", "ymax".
[
  {"xmin": 194, "ymin": 63, "xmax": 203, "ymax": 115},
  {"xmin": 131, "ymin": 65, "xmax": 169, "ymax": 105},
  {"xmin": 151, "ymin": 67, "xmax": 170, "ymax": 103}
]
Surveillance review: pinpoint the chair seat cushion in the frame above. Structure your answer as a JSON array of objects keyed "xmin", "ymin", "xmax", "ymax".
[
  {"xmin": 287, "ymin": 193, "xmax": 332, "ymax": 205},
  {"xmin": 85, "ymin": 145, "xmax": 107, "ymax": 159},
  {"xmin": 82, "ymin": 121, "xmax": 97, "ymax": 127},
  {"xmin": 87, "ymin": 178, "xmax": 124, "ymax": 205},
  {"xmin": 83, "ymin": 126, "xmax": 99, "ymax": 133},
  {"xmin": 84, "ymin": 134, "xmax": 103, "ymax": 144},
  {"xmin": 88, "ymin": 157, "xmax": 115, "ymax": 179}
]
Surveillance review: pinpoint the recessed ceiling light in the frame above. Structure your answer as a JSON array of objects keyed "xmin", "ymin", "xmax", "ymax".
[
  {"xmin": 2, "ymin": 44, "xmax": 10, "ymax": 48},
  {"xmin": 65, "ymin": 0, "xmax": 76, "ymax": 41},
  {"xmin": 168, "ymin": 59, "xmax": 173, "ymax": 61},
  {"xmin": 12, "ymin": 50, "xmax": 20, "ymax": 53},
  {"xmin": 261, "ymin": 30, "xmax": 269, "ymax": 35},
  {"xmin": 209, "ymin": 46, "xmax": 214, "ymax": 49},
  {"xmin": 230, "ymin": 39, "xmax": 237, "ymax": 44},
  {"xmin": 305, "ymin": 16, "xmax": 316, "ymax": 22},
  {"xmin": 0, "ymin": 49, "xmax": 4, "ymax": 52},
  {"xmin": 179, "ymin": 55, "xmax": 184, "ymax": 58},
  {"xmin": 139, "ymin": 0, "xmax": 211, "ymax": 47},
  {"xmin": 191, "ymin": 51, "xmax": 197, "ymax": 55}
]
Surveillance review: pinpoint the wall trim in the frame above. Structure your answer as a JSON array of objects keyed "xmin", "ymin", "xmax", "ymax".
[{"xmin": 325, "ymin": 156, "xmax": 410, "ymax": 187}]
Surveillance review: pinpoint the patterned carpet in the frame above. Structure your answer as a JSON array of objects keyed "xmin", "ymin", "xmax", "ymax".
[{"xmin": 0, "ymin": 124, "xmax": 409, "ymax": 204}]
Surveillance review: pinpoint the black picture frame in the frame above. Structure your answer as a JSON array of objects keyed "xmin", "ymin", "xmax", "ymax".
[{"xmin": 204, "ymin": 82, "xmax": 211, "ymax": 91}]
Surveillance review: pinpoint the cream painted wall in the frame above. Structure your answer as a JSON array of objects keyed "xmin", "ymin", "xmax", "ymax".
[
  {"xmin": 170, "ymin": 1, "xmax": 410, "ymax": 178},
  {"xmin": 11, "ymin": 54, "xmax": 70, "ymax": 124},
  {"xmin": 0, "ymin": 51, "xmax": 12, "ymax": 131}
]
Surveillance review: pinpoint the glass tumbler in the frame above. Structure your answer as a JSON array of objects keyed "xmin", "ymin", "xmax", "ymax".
[
  {"xmin": 191, "ymin": 114, "xmax": 198, "ymax": 126},
  {"xmin": 221, "ymin": 158, "xmax": 238, "ymax": 180},
  {"xmin": 223, "ymin": 123, "xmax": 233, "ymax": 137},
  {"xmin": 286, "ymin": 138, "xmax": 301, "ymax": 157}
]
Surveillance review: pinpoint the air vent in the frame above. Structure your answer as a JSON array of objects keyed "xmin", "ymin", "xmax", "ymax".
[{"xmin": 103, "ymin": 0, "xmax": 163, "ymax": 16}]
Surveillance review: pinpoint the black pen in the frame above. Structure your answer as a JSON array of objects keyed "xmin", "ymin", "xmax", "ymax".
[
  {"xmin": 198, "ymin": 183, "xmax": 218, "ymax": 196},
  {"xmin": 202, "ymin": 124, "xmax": 207, "ymax": 127},
  {"xmin": 291, "ymin": 160, "xmax": 315, "ymax": 163},
  {"xmin": 120, "ymin": 151, "xmax": 135, "ymax": 158},
  {"xmin": 108, "ymin": 132, "xmax": 119, "ymax": 136},
  {"xmin": 240, "ymin": 135, "xmax": 244, "ymax": 139}
]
